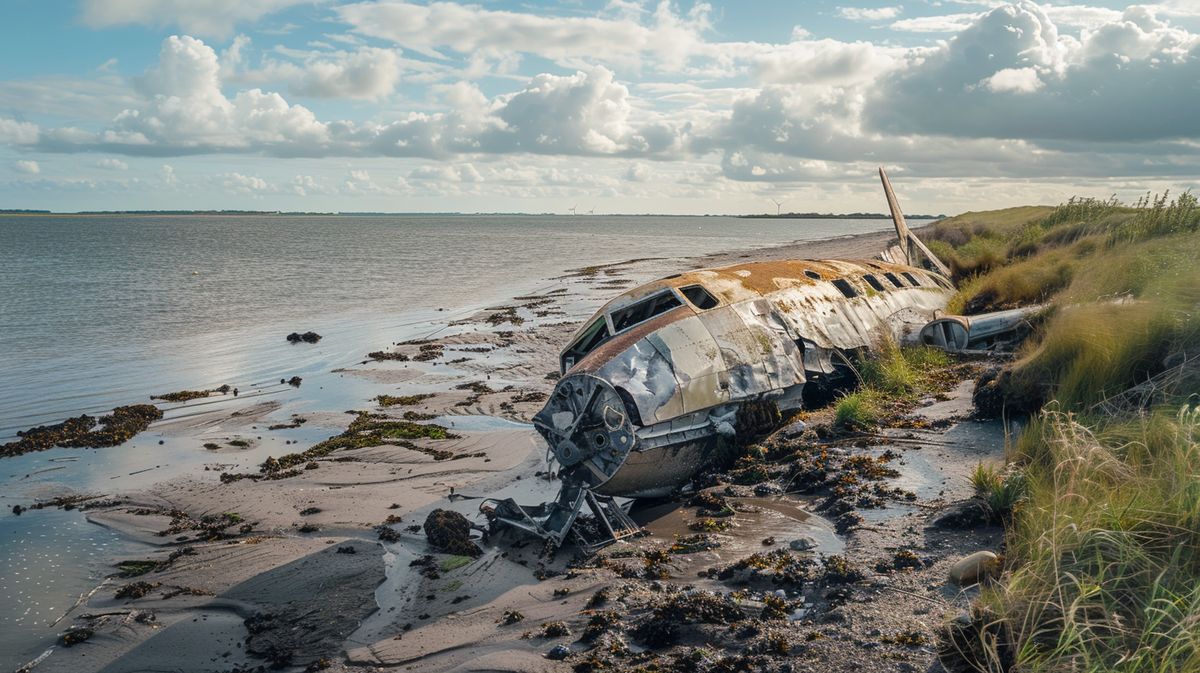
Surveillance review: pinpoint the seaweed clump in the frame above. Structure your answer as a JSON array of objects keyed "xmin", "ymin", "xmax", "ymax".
[
  {"xmin": 151, "ymin": 385, "xmax": 231, "ymax": 403},
  {"xmin": 367, "ymin": 350, "xmax": 409, "ymax": 361},
  {"xmin": 423, "ymin": 509, "xmax": 481, "ymax": 557},
  {"xmin": 714, "ymin": 549, "xmax": 817, "ymax": 588},
  {"xmin": 2, "ymin": 405, "xmax": 163, "ymax": 458},
  {"xmin": 58, "ymin": 626, "xmax": 94, "ymax": 647},
  {"xmin": 375, "ymin": 393, "xmax": 435, "ymax": 407},
  {"xmin": 632, "ymin": 590, "xmax": 745, "ymax": 648},
  {"xmin": 286, "ymin": 331, "xmax": 321, "ymax": 343},
  {"xmin": 239, "ymin": 412, "xmax": 461, "ymax": 479},
  {"xmin": 115, "ymin": 581, "xmax": 161, "ymax": 599}
]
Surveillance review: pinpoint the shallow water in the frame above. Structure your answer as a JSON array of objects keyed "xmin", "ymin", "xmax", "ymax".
[{"xmin": 0, "ymin": 506, "xmax": 147, "ymax": 666}]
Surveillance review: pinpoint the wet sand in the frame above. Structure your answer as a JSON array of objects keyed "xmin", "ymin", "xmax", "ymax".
[{"xmin": 14, "ymin": 225, "xmax": 1007, "ymax": 673}]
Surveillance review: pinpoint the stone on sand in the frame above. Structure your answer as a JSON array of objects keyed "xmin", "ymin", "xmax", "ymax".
[{"xmin": 423, "ymin": 509, "xmax": 482, "ymax": 557}]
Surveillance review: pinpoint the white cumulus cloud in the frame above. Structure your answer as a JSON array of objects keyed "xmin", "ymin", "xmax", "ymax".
[
  {"xmin": 890, "ymin": 12, "xmax": 981, "ymax": 32},
  {"xmin": 242, "ymin": 46, "xmax": 406, "ymax": 100},
  {"xmin": 983, "ymin": 67, "xmax": 1043, "ymax": 93},
  {"xmin": 222, "ymin": 171, "xmax": 270, "ymax": 193},
  {"xmin": 14, "ymin": 160, "xmax": 40, "ymax": 174},
  {"xmin": 837, "ymin": 6, "xmax": 903, "ymax": 22},
  {"xmin": 0, "ymin": 118, "xmax": 40, "ymax": 145},
  {"xmin": 79, "ymin": 0, "xmax": 310, "ymax": 38},
  {"xmin": 335, "ymin": 1, "xmax": 711, "ymax": 70},
  {"xmin": 869, "ymin": 3, "xmax": 1200, "ymax": 142}
]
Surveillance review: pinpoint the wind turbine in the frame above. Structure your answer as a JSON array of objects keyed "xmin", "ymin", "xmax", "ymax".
[
  {"xmin": 569, "ymin": 204, "xmax": 578, "ymax": 216},
  {"xmin": 771, "ymin": 198, "xmax": 784, "ymax": 216}
]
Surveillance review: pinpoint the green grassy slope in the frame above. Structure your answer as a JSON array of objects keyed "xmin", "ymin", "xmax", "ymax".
[{"xmin": 928, "ymin": 195, "xmax": 1200, "ymax": 673}]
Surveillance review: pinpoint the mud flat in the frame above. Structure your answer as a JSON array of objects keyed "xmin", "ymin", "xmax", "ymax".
[{"xmin": 9, "ymin": 225, "xmax": 1009, "ymax": 673}]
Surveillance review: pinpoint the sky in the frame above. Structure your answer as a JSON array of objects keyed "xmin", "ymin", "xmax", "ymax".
[{"xmin": 1, "ymin": 0, "xmax": 1198, "ymax": 214}]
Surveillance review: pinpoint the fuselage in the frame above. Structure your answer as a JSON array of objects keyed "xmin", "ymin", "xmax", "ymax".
[{"xmin": 533, "ymin": 257, "xmax": 955, "ymax": 498}]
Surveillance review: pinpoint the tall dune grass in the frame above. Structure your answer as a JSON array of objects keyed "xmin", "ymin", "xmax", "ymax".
[
  {"xmin": 972, "ymin": 408, "xmax": 1200, "ymax": 672},
  {"xmin": 932, "ymin": 194, "xmax": 1200, "ymax": 673}
]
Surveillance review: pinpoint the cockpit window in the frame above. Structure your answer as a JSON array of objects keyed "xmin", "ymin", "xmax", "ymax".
[
  {"xmin": 562, "ymin": 317, "xmax": 610, "ymax": 371},
  {"xmin": 610, "ymin": 291, "xmax": 682, "ymax": 332},
  {"xmin": 680, "ymin": 285, "xmax": 719, "ymax": 310}
]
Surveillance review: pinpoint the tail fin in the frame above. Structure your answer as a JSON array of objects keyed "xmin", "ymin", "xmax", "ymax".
[{"xmin": 878, "ymin": 167, "xmax": 951, "ymax": 278}]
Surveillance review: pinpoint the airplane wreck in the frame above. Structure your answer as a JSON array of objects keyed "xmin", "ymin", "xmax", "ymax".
[{"xmin": 482, "ymin": 168, "xmax": 1029, "ymax": 550}]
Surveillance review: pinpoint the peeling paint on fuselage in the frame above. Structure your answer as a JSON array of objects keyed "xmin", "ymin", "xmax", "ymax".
[{"xmin": 535, "ymin": 257, "xmax": 955, "ymax": 498}]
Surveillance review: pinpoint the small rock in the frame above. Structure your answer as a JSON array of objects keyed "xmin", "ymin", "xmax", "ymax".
[
  {"xmin": 286, "ymin": 331, "xmax": 322, "ymax": 343},
  {"xmin": 789, "ymin": 536, "xmax": 817, "ymax": 552},
  {"xmin": 782, "ymin": 419, "xmax": 807, "ymax": 438},
  {"xmin": 423, "ymin": 509, "xmax": 481, "ymax": 557},
  {"xmin": 933, "ymin": 498, "xmax": 993, "ymax": 529},
  {"xmin": 546, "ymin": 644, "xmax": 571, "ymax": 660},
  {"xmin": 949, "ymin": 550, "xmax": 999, "ymax": 586}
]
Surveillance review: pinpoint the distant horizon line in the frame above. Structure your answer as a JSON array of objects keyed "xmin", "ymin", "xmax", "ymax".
[{"xmin": 0, "ymin": 209, "xmax": 946, "ymax": 219}]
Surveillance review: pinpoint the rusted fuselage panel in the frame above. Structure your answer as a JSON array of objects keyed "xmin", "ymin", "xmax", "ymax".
[
  {"xmin": 533, "ymin": 258, "xmax": 955, "ymax": 499},
  {"xmin": 568, "ymin": 258, "xmax": 953, "ymax": 425}
]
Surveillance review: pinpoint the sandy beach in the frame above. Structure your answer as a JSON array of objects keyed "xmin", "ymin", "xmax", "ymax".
[{"xmin": 11, "ymin": 227, "xmax": 1007, "ymax": 673}]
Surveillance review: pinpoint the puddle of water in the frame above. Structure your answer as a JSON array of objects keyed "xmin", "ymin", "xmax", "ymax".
[
  {"xmin": 432, "ymin": 415, "xmax": 532, "ymax": 432},
  {"xmin": 0, "ymin": 507, "xmax": 150, "ymax": 670}
]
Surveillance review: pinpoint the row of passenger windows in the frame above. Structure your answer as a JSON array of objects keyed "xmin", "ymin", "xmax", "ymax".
[
  {"xmin": 561, "ymin": 269, "xmax": 948, "ymax": 369},
  {"xmin": 828, "ymin": 269, "xmax": 943, "ymax": 299}
]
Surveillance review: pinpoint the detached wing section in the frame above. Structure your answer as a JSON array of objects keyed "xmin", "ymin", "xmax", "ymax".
[{"xmin": 879, "ymin": 166, "xmax": 952, "ymax": 278}]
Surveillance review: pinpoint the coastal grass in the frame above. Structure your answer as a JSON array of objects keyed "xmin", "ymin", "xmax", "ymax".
[
  {"xmin": 932, "ymin": 193, "xmax": 1200, "ymax": 412},
  {"xmin": 858, "ymin": 340, "xmax": 954, "ymax": 397},
  {"xmin": 835, "ymin": 343, "xmax": 959, "ymax": 431},
  {"xmin": 969, "ymin": 462, "xmax": 1027, "ymax": 522},
  {"xmin": 967, "ymin": 408, "xmax": 1200, "ymax": 673},
  {"xmin": 931, "ymin": 195, "xmax": 1200, "ymax": 672},
  {"xmin": 834, "ymin": 389, "xmax": 881, "ymax": 430}
]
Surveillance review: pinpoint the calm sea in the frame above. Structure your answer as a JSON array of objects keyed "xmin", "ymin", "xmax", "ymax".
[{"xmin": 0, "ymin": 213, "xmax": 901, "ymax": 666}]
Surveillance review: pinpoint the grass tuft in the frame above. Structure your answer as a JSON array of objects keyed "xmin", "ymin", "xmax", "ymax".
[{"xmin": 834, "ymin": 389, "xmax": 881, "ymax": 430}]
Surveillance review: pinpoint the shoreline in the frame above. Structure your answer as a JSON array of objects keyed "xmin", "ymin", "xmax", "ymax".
[{"xmin": 4, "ymin": 222, "xmax": 1001, "ymax": 673}]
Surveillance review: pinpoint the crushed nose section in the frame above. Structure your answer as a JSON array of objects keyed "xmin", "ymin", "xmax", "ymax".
[
  {"xmin": 481, "ymin": 374, "xmax": 645, "ymax": 551},
  {"xmin": 532, "ymin": 374, "xmax": 637, "ymax": 485}
]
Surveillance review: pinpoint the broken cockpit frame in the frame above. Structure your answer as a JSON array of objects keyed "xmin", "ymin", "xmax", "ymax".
[{"xmin": 482, "ymin": 168, "xmax": 963, "ymax": 550}]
